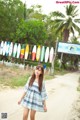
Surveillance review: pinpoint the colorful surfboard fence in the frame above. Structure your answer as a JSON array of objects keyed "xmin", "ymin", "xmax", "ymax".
[{"xmin": 0, "ymin": 41, "xmax": 54, "ymax": 63}]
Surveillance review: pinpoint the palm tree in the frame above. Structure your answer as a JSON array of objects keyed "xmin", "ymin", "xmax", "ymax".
[{"xmin": 50, "ymin": 4, "xmax": 80, "ymax": 42}]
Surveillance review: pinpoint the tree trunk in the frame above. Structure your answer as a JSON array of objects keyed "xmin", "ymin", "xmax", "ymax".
[{"xmin": 63, "ymin": 29, "xmax": 69, "ymax": 42}]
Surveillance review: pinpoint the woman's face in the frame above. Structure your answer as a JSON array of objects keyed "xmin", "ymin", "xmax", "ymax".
[{"xmin": 35, "ymin": 67, "xmax": 42, "ymax": 77}]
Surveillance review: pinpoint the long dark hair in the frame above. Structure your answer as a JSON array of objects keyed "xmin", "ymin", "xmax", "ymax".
[{"xmin": 29, "ymin": 65, "xmax": 44, "ymax": 92}]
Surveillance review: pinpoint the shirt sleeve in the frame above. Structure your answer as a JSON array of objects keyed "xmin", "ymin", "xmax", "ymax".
[
  {"xmin": 41, "ymin": 81, "xmax": 48, "ymax": 100},
  {"xmin": 24, "ymin": 77, "xmax": 31, "ymax": 93}
]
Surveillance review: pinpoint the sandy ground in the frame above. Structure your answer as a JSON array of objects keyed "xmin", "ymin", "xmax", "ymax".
[{"xmin": 0, "ymin": 72, "xmax": 80, "ymax": 120}]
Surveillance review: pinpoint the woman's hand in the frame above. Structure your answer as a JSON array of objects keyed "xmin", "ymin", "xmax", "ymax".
[
  {"xmin": 43, "ymin": 100, "xmax": 47, "ymax": 112},
  {"xmin": 43, "ymin": 105, "xmax": 47, "ymax": 112},
  {"xmin": 18, "ymin": 99, "xmax": 22, "ymax": 105}
]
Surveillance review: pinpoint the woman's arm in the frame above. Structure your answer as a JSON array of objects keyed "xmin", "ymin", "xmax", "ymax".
[{"xmin": 18, "ymin": 92, "xmax": 26, "ymax": 105}]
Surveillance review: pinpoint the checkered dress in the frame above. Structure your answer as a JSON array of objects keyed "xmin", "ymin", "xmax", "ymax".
[{"xmin": 21, "ymin": 78, "xmax": 47, "ymax": 112}]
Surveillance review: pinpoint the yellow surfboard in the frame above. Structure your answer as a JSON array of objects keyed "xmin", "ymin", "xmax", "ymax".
[
  {"xmin": 25, "ymin": 44, "xmax": 29, "ymax": 59},
  {"xmin": 36, "ymin": 45, "xmax": 41, "ymax": 61}
]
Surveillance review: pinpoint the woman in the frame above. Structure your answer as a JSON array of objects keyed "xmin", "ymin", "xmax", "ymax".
[{"xmin": 18, "ymin": 65, "xmax": 48, "ymax": 120}]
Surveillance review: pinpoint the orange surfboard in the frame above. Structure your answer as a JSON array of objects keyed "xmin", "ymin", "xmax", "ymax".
[{"xmin": 32, "ymin": 45, "xmax": 36, "ymax": 61}]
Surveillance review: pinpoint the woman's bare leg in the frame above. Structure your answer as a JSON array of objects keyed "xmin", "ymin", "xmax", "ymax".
[
  {"xmin": 30, "ymin": 109, "xmax": 36, "ymax": 120},
  {"xmin": 23, "ymin": 108, "xmax": 29, "ymax": 120}
]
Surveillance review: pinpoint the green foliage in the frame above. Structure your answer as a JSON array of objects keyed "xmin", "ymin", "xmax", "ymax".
[
  {"xmin": 15, "ymin": 19, "xmax": 47, "ymax": 44},
  {"xmin": 71, "ymin": 37, "xmax": 80, "ymax": 44},
  {"xmin": 0, "ymin": 1, "xmax": 48, "ymax": 44},
  {"xmin": 0, "ymin": 0, "xmax": 24, "ymax": 40}
]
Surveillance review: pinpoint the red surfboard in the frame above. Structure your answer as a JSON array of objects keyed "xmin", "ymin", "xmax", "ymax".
[{"xmin": 32, "ymin": 45, "xmax": 36, "ymax": 61}]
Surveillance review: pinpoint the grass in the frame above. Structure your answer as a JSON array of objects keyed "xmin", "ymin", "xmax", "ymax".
[
  {"xmin": 0, "ymin": 65, "xmax": 31, "ymax": 88},
  {"xmin": 0, "ymin": 64, "xmax": 68, "ymax": 88}
]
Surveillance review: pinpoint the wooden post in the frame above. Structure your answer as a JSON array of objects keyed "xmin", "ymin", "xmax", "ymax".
[
  {"xmin": 50, "ymin": 38, "xmax": 58, "ymax": 75},
  {"xmin": 59, "ymin": 53, "xmax": 63, "ymax": 68}
]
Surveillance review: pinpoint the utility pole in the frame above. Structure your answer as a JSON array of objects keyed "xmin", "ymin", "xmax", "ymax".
[{"xmin": 50, "ymin": 37, "xmax": 58, "ymax": 75}]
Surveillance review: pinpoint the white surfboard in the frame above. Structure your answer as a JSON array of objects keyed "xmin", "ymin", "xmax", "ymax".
[
  {"xmin": 0, "ymin": 41, "xmax": 4, "ymax": 55},
  {"xmin": 6, "ymin": 41, "xmax": 10, "ymax": 56},
  {"xmin": 49, "ymin": 47, "xmax": 54, "ymax": 63},
  {"xmin": 13, "ymin": 43, "xmax": 18, "ymax": 57},
  {"xmin": 16, "ymin": 43, "xmax": 21, "ymax": 58},
  {"xmin": 9, "ymin": 42, "xmax": 13, "ymax": 56},
  {"xmin": 3, "ymin": 41, "xmax": 7, "ymax": 56},
  {"xmin": 45, "ymin": 47, "xmax": 49, "ymax": 63},
  {"xmin": 40, "ymin": 46, "xmax": 45, "ymax": 62}
]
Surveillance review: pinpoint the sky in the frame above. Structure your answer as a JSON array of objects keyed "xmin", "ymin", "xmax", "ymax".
[
  {"xmin": 21, "ymin": 0, "xmax": 80, "ymax": 15},
  {"xmin": 21, "ymin": 0, "xmax": 80, "ymax": 39}
]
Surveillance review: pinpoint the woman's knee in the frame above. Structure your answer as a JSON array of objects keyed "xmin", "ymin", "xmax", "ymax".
[
  {"xmin": 30, "ymin": 110, "xmax": 36, "ymax": 120},
  {"xmin": 23, "ymin": 108, "xmax": 29, "ymax": 120}
]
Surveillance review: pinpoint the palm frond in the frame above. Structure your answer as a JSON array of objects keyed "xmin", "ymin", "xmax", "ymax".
[
  {"xmin": 52, "ymin": 19, "xmax": 65, "ymax": 29},
  {"xmin": 72, "ymin": 10, "xmax": 79, "ymax": 17},
  {"xmin": 74, "ymin": 19, "xmax": 80, "ymax": 23},
  {"xmin": 66, "ymin": 4, "xmax": 79, "ymax": 17},
  {"xmin": 70, "ymin": 27, "xmax": 74, "ymax": 35},
  {"xmin": 66, "ymin": 4, "xmax": 73, "ymax": 15},
  {"xmin": 50, "ymin": 11, "xmax": 65, "ymax": 18},
  {"xmin": 55, "ymin": 23, "xmax": 66, "ymax": 33},
  {"xmin": 72, "ymin": 22, "xmax": 80, "ymax": 32},
  {"xmin": 52, "ymin": 19, "xmax": 65, "ymax": 23}
]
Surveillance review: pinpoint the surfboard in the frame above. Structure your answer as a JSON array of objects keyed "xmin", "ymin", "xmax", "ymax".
[
  {"xmin": 49, "ymin": 47, "xmax": 54, "ymax": 63},
  {"xmin": 20, "ymin": 44, "xmax": 25, "ymax": 59},
  {"xmin": 5, "ymin": 41, "xmax": 10, "ymax": 56},
  {"xmin": 16, "ymin": 43, "xmax": 21, "ymax": 58},
  {"xmin": 0, "ymin": 42, "xmax": 1, "ymax": 54},
  {"xmin": 28, "ymin": 45, "xmax": 33, "ymax": 60},
  {"xmin": 32, "ymin": 45, "xmax": 36, "ymax": 61},
  {"xmin": 36, "ymin": 45, "xmax": 41, "ymax": 61},
  {"xmin": 25, "ymin": 44, "xmax": 29, "ymax": 59},
  {"xmin": 40, "ymin": 46, "xmax": 45, "ymax": 62},
  {"xmin": 9, "ymin": 42, "xmax": 13, "ymax": 56},
  {"xmin": 45, "ymin": 47, "xmax": 49, "ymax": 63},
  {"xmin": 0, "ymin": 41, "xmax": 4, "ymax": 55},
  {"xmin": 13, "ymin": 43, "xmax": 18, "ymax": 57},
  {"xmin": 3, "ymin": 41, "xmax": 7, "ymax": 56}
]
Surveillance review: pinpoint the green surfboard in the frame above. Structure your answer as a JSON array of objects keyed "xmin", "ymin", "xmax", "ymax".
[{"xmin": 40, "ymin": 46, "xmax": 45, "ymax": 62}]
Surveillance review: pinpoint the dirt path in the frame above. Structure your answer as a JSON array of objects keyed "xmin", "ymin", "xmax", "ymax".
[{"xmin": 0, "ymin": 72, "xmax": 80, "ymax": 120}]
